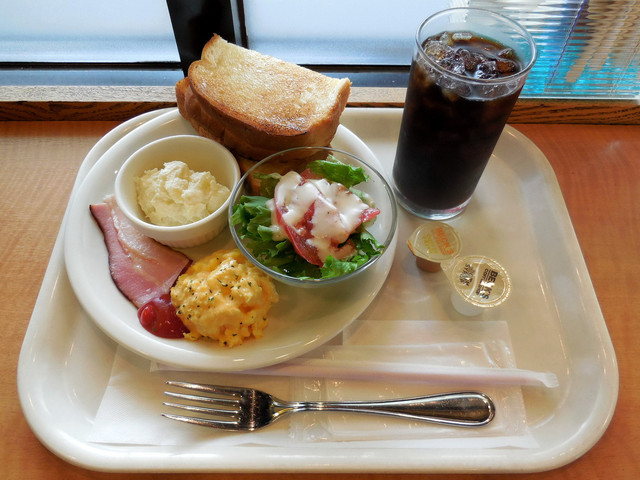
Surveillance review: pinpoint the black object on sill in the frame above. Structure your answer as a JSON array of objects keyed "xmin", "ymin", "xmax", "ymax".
[{"xmin": 166, "ymin": 0, "xmax": 238, "ymax": 77}]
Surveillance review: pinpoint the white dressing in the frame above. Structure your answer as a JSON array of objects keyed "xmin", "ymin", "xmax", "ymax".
[{"xmin": 271, "ymin": 171, "xmax": 372, "ymax": 262}]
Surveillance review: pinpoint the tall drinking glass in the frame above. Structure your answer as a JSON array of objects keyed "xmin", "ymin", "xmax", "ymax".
[{"xmin": 393, "ymin": 8, "xmax": 537, "ymax": 219}]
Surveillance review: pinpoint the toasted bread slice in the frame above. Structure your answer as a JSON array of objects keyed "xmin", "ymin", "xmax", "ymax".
[
  {"xmin": 187, "ymin": 35, "xmax": 351, "ymax": 152},
  {"xmin": 176, "ymin": 77, "xmax": 281, "ymax": 161},
  {"xmin": 175, "ymin": 78, "xmax": 224, "ymax": 142},
  {"xmin": 177, "ymin": 77, "xmax": 332, "ymax": 190}
]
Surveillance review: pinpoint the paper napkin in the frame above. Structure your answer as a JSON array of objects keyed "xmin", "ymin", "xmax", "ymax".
[{"xmin": 88, "ymin": 320, "xmax": 543, "ymax": 448}]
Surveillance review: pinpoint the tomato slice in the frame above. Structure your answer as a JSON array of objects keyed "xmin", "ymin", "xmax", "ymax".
[
  {"xmin": 273, "ymin": 172, "xmax": 379, "ymax": 266},
  {"xmin": 274, "ymin": 200, "xmax": 323, "ymax": 266},
  {"xmin": 360, "ymin": 206, "xmax": 380, "ymax": 223}
]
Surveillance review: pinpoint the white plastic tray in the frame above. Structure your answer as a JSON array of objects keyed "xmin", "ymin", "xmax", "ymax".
[{"xmin": 18, "ymin": 108, "xmax": 618, "ymax": 473}]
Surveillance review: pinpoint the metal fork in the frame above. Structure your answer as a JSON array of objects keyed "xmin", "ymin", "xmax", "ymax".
[{"xmin": 162, "ymin": 381, "xmax": 495, "ymax": 431}]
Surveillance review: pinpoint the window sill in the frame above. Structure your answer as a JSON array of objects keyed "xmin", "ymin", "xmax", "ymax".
[{"xmin": 1, "ymin": 84, "xmax": 638, "ymax": 124}]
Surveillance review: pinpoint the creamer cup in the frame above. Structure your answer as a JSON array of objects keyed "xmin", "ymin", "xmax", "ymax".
[
  {"xmin": 441, "ymin": 255, "xmax": 511, "ymax": 316},
  {"xmin": 408, "ymin": 221, "xmax": 462, "ymax": 272}
]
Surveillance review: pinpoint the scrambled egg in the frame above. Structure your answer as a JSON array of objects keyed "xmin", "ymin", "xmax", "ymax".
[{"xmin": 170, "ymin": 249, "xmax": 278, "ymax": 347}]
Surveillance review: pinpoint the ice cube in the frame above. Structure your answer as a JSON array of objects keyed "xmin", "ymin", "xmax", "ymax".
[
  {"xmin": 498, "ymin": 48, "xmax": 517, "ymax": 60},
  {"xmin": 496, "ymin": 58, "xmax": 519, "ymax": 74},
  {"xmin": 425, "ymin": 40, "xmax": 466, "ymax": 74},
  {"xmin": 438, "ymin": 32, "xmax": 454, "ymax": 46},
  {"xmin": 474, "ymin": 60, "xmax": 498, "ymax": 79},
  {"xmin": 442, "ymin": 52, "xmax": 466, "ymax": 75},
  {"xmin": 424, "ymin": 40, "xmax": 451, "ymax": 61},
  {"xmin": 452, "ymin": 31, "xmax": 473, "ymax": 42},
  {"xmin": 458, "ymin": 49, "xmax": 481, "ymax": 72}
]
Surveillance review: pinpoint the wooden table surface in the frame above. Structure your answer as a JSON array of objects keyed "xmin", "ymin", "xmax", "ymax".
[{"xmin": 1, "ymin": 115, "xmax": 638, "ymax": 479}]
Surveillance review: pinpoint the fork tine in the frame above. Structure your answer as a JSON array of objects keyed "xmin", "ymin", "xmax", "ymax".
[
  {"xmin": 164, "ymin": 390, "xmax": 239, "ymax": 409},
  {"xmin": 163, "ymin": 400, "xmax": 237, "ymax": 416},
  {"xmin": 166, "ymin": 381, "xmax": 245, "ymax": 397},
  {"xmin": 163, "ymin": 395, "xmax": 239, "ymax": 415},
  {"xmin": 162, "ymin": 413, "xmax": 241, "ymax": 430},
  {"xmin": 163, "ymin": 381, "xmax": 247, "ymax": 429}
]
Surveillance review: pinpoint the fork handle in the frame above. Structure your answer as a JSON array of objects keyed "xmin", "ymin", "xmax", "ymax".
[{"xmin": 279, "ymin": 391, "xmax": 495, "ymax": 426}]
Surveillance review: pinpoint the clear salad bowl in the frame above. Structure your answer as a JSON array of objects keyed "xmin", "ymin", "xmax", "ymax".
[{"xmin": 228, "ymin": 146, "xmax": 397, "ymax": 287}]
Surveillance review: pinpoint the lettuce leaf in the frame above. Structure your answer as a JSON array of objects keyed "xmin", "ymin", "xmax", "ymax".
[{"xmin": 306, "ymin": 157, "xmax": 369, "ymax": 188}]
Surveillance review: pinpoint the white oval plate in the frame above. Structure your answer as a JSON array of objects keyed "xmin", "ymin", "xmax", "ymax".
[{"xmin": 64, "ymin": 109, "xmax": 397, "ymax": 371}]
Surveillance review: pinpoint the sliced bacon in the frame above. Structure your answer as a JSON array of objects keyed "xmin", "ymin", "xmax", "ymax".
[{"xmin": 90, "ymin": 195, "xmax": 191, "ymax": 308}]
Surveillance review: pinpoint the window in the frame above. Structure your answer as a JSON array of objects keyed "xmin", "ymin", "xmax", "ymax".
[
  {"xmin": 244, "ymin": 0, "xmax": 455, "ymax": 65},
  {"xmin": 1, "ymin": 0, "xmax": 638, "ymax": 99},
  {"xmin": 0, "ymin": 0, "xmax": 182, "ymax": 85},
  {"xmin": 241, "ymin": 0, "xmax": 640, "ymax": 98}
]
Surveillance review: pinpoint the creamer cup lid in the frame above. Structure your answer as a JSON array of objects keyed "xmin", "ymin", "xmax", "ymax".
[
  {"xmin": 408, "ymin": 221, "xmax": 461, "ymax": 272},
  {"xmin": 442, "ymin": 255, "xmax": 511, "ymax": 308}
]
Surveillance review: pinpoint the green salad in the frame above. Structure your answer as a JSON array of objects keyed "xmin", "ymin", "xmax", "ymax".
[{"xmin": 230, "ymin": 157, "xmax": 384, "ymax": 280}]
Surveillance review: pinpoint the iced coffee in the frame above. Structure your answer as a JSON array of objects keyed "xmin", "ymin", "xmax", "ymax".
[{"xmin": 393, "ymin": 8, "xmax": 536, "ymax": 219}]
